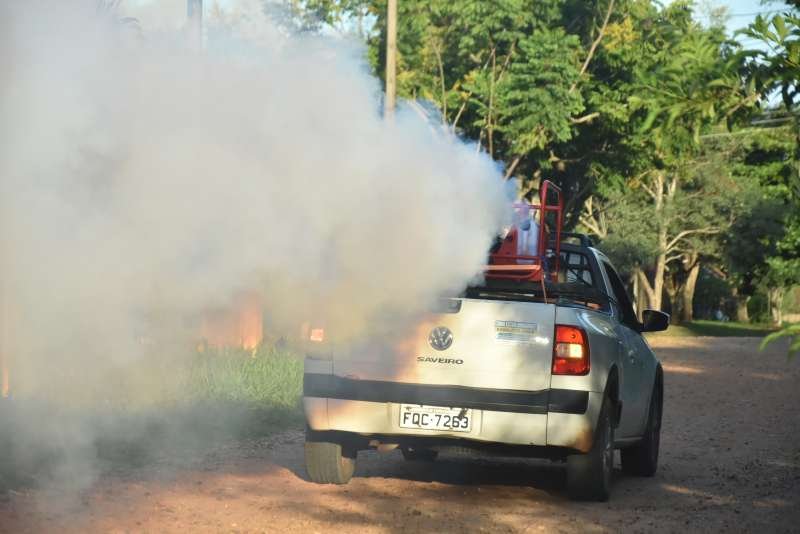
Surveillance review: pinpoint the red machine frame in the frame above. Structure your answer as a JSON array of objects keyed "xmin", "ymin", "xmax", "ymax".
[{"xmin": 486, "ymin": 180, "xmax": 563, "ymax": 283}]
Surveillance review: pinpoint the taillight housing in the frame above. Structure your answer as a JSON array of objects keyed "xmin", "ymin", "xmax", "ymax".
[
  {"xmin": 552, "ymin": 325, "xmax": 590, "ymax": 375},
  {"xmin": 303, "ymin": 323, "xmax": 332, "ymax": 360},
  {"xmin": 309, "ymin": 328, "xmax": 325, "ymax": 343}
]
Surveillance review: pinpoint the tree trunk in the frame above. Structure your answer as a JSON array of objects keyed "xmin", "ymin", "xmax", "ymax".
[
  {"xmin": 487, "ymin": 50, "xmax": 496, "ymax": 158},
  {"xmin": 431, "ymin": 41, "xmax": 447, "ymax": 124},
  {"xmin": 736, "ymin": 298, "xmax": 750, "ymax": 322},
  {"xmin": 636, "ymin": 267, "xmax": 657, "ymax": 314},
  {"xmin": 652, "ymin": 234, "xmax": 666, "ymax": 311},
  {"xmin": 636, "ymin": 279, "xmax": 648, "ymax": 320},
  {"xmin": 731, "ymin": 287, "xmax": 750, "ymax": 322},
  {"xmin": 768, "ymin": 287, "xmax": 784, "ymax": 326},
  {"xmin": 664, "ymin": 272, "xmax": 681, "ymax": 325},
  {"xmin": 384, "ymin": 0, "xmax": 398, "ymax": 118},
  {"xmin": 649, "ymin": 173, "xmax": 674, "ymax": 313},
  {"xmin": 679, "ymin": 255, "xmax": 700, "ymax": 323}
]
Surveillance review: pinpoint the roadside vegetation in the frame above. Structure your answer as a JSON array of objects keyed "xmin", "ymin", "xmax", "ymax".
[
  {"xmin": 646, "ymin": 320, "xmax": 779, "ymax": 338},
  {"xmin": 282, "ymin": 0, "xmax": 800, "ymax": 330},
  {"xmin": 761, "ymin": 323, "xmax": 800, "ymax": 358},
  {"xmin": 187, "ymin": 345, "xmax": 304, "ymax": 415},
  {"xmin": 0, "ymin": 345, "xmax": 304, "ymax": 491}
]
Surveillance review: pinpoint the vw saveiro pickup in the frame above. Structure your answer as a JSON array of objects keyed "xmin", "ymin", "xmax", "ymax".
[{"xmin": 302, "ymin": 183, "xmax": 668, "ymax": 501}]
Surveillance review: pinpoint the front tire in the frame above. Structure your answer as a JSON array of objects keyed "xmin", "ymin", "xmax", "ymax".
[
  {"xmin": 566, "ymin": 396, "xmax": 614, "ymax": 501},
  {"xmin": 304, "ymin": 433, "xmax": 356, "ymax": 484},
  {"xmin": 621, "ymin": 375, "xmax": 662, "ymax": 477}
]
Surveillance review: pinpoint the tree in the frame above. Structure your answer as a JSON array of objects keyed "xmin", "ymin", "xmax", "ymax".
[
  {"xmin": 497, "ymin": 29, "xmax": 583, "ymax": 166},
  {"xmin": 371, "ymin": 0, "xmax": 585, "ymax": 170},
  {"xmin": 582, "ymin": 2, "xmax": 749, "ymax": 318},
  {"xmin": 288, "ymin": 0, "xmax": 796, "ymax": 325},
  {"xmin": 740, "ymin": 10, "xmax": 800, "ymax": 114},
  {"xmin": 737, "ymin": 6, "xmax": 800, "ymax": 325},
  {"xmin": 594, "ymin": 148, "xmax": 739, "ymax": 320},
  {"xmin": 744, "ymin": 4, "xmax": 800, "ymax": 349},
  {"xmin": 294, "ymin": 0, "xmax": 623, "ymax": 212},
  {"xmin": 718, "ymin": 128, "xmax": 798, "ymax": 323}
]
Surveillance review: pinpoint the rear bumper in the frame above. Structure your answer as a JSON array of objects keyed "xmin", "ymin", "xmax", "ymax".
[
  {"xmin": 303, "ymin": 374, "xmax": 588, "ymax": 415},
  {"xmin": 303, "ymin": 374, "xmax": 603, "ymax": 453}
]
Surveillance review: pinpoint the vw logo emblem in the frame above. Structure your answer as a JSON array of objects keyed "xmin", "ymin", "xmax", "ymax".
[{"xmin": 428, "ymin": 326, "xmax": 453, "ymax": 351}]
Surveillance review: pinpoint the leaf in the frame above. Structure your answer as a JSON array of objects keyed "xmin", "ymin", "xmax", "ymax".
[
  {"xmin": 759, "ymin": 325, "xmax": 800, "ymax": 358},
  {"xmin": 640, "ymin": 108, "xmax": 662, "ymax": 132},
  {"xmin": 752, "ymin": 15, "xmax": 768, "ymax": 35},
  {"xmin": 773, "ymin": 15, "xmax": 788, "ymax": 42}
]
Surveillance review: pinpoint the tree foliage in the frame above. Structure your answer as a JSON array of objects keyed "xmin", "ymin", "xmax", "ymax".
[
  {"xmin": 740, "ymin": 11, "xmax": 800, "ymax": 111},
  {"xmin": 737, "ymin": 5, "xmax": 800, "ymax": 330},
  {"xmin": 285, "ymin": 0, "xmax": 800, "ymax": 326}
]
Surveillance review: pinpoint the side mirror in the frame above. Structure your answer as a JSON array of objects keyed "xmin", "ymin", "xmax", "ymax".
[{"xmin": 639, "ymin": 309, "xmax": 670, "ymax": 332}]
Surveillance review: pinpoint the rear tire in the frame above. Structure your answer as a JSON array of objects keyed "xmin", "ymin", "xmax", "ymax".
[
  {"xmin": 621, "ymin": 375, "xmax": 662, "ymax": 477},
  {"xmin": 304, "ymin": 433, "xmax": 356, "ymax": 485},
  {"xmin": 566, "ymin": 396, "xmax": 614, "ymax": 501},
  {"xmin": 401, "ymin": 447, "xmax": 438, "ymax": 462}
]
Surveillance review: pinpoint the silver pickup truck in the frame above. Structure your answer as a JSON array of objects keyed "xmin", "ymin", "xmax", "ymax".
[{"xmin": 302, "ymin": 239, "xmax": 668, "ymax": 501}]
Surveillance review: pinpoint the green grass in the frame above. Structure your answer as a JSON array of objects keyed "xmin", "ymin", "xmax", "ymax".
[
  {"xmin": 187, "ymin": 345, "xmax": 304, "ymax": 408},
  {"xmin": 0, "ymin": 345, "xmax": 305, "ymax": 491},
  {"xmin": 182, "ymin": 345, "xmax": 306, "ymax": 433},
  {"xmin": 647, "ymin": 319, "xmax": 779, "ymax": 338}
]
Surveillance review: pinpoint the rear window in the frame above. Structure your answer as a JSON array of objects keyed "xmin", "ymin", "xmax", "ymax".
[
  {"xmin": 559, "ymin": 250, "xmax": 596, "ymax": 286},
  {"xmin": 463, "ymin": 249, "xmax": 609, "ymax": 311}
]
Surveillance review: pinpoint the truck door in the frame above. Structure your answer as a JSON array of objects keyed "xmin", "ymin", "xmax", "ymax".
[{"xmin": 601, "ymin": 261, "xmax": 649, "ymax": 439}]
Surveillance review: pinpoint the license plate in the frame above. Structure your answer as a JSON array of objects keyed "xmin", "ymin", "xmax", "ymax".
[{"xmin": 399, "ymin": 404, "xmax": 472, "ymax": 432}]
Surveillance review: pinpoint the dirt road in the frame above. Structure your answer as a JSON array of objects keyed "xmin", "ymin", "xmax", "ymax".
[{"xmin": 2, "ymin": 337, "xmax": 799, "ymax": 533}]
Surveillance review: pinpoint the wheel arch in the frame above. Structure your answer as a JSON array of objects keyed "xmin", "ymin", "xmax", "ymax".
[
  {"xmin": 604, "ymin": 365, "xmax": 621, "ymax": 427},
  {"xmin": 652, "ymin": 363, "xmax": 664, "ymax": 410}
]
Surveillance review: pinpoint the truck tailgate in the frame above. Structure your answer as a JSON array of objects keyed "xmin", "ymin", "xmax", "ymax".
[{"xmin": 332, "ymin": 298, "xmax": 556, "ymax": 392}]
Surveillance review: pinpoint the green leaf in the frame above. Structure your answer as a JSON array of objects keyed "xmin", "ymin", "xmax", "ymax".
[
  {"xmin": 641, "ymin": 108, "xmax": 662, "ymax": 131},
  {"xmin": 773, "ymin": 15, "xmax": 788, "ymax": 41}
]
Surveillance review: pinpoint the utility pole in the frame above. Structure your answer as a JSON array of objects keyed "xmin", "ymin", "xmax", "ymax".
[
  {"xmin": 187, "ymin": 0, "xmax": 203, "ymax": 51},
  {"xmin": 384, "ymin": 0, "xmax": 397, "ymax": 118}
]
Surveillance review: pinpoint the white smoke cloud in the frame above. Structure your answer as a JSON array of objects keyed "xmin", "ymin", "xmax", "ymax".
[
  {"xmin": 121, "ymin": 0, "xmax": 188, "ymax": 31},
  {"xmin": 0, "ymin": 0, "xmax": 509, "ymax": 398}
]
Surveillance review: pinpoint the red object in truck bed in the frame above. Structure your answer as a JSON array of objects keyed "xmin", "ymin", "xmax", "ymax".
[{"xmin": 486, "ymin": 180, "xmax": 563, "ymax": 283}]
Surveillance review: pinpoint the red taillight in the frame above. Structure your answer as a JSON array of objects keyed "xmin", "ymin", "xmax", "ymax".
[
  {"xmin": 309, "ymin": 328, "xmax": 325, "ymax": 342},
  {"xmin": 552, "ymin": 325, "xmax": 590, "ymax": 375}
]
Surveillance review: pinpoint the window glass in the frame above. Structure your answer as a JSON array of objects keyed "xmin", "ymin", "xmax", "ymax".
[
  {"xmin": 559, "ymin": 250, "xmax": 595, "ymax": 286},
  {"xmin": 602, "ymin": 261, "xmax": 638, "ymax": 327}
]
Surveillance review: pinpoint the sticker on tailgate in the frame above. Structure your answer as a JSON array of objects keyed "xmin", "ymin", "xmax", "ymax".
[{"xmin": 495, "ymin": 320, "xmax": 538, "ymax": 343}]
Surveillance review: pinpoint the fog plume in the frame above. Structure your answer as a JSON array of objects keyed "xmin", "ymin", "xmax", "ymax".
[{"xmin": 1, "ymin": 0, "xmax": 510, "ymax": 405}]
